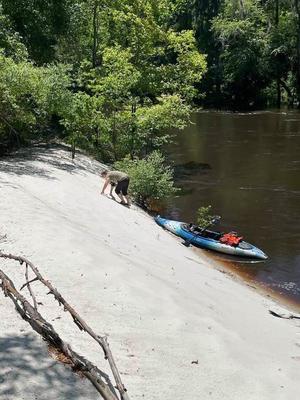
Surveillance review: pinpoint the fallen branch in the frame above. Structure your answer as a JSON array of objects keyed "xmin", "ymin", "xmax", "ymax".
[
  {"xmin": 269, "ymin": 309, "xmax": 300, "ymax": 320},
  {"xmin": 0, "ymin": 269, "xmax": 118, "ymax": 400},
  {"xmin": 25, "ymin": 263, "xmax": 38, "ymax": 310},
  {"xmin": 20, "ymin": 276, "xmax": 39, "ymax": 291},
  {"xmin": 0, "ymin": 252, "xmax": 130, "ymax": 400}
]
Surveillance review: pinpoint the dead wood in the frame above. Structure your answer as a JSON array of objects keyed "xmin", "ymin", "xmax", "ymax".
[
  {"xmin": 0, "ymin": 269, "xmax": 118, "ymax": 400},
  {"xmin": 0, "ymin": 252, "xmax": 131, "ymax": 400},
  {"xmin": 25, "ymin": 263, "xmax": 38, "ymax": 310},
  {"xmin": 269, "ymin": 310, "xmax": 300, "ymax": 320}
]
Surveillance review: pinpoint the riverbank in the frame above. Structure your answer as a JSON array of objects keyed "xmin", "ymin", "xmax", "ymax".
[{"xmin": 0, "ymin": 144, "xmax": 299, "ymax": 400}]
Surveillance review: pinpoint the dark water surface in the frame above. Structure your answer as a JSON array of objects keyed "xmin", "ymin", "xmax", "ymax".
[{"xmin": 165, "ymin": 110, "xmax": 300, "ymax": 308}]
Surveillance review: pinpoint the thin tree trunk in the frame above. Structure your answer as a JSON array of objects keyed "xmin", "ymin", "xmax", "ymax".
[
  {"xmin": 239, "ymin": 0, "xmax": 245, "ymax": 18},
  {"xmin": 130, "ymin": 102, "xmax": 136, "ymax": 160},
  {"xmin": 279, "ymin": 79, "xmax": 294, "ymax": 106},
  {"xmin": 92, "ymin": 1, "xmax": 99, "ymax": 68},
  {"xmin": 71, "ymin": 138, "xmax": 76, "ymax": 160},
  {"xmin": 112, "ymin": 109, "xmax": 117, "ymax": 161},
  {"xmin": 276, "ymin": 80, "xmax": 281, "ymax": 108},
  {"xmin": 275, "ymin": 0, "xmax": 281, "ymax": 108},
  {"xmin": 294, "ymin": 0, "xmax": 300, "ymax": 106}
]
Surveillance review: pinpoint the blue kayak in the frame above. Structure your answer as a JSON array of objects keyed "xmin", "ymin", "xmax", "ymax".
[{"xmin": 155, "ymin": 216, "xmax": 268, "ymax": 260}]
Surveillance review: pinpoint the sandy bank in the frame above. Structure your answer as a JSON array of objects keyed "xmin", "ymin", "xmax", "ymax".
[{"xmin": 0, "ymin": 145, "xmax": 299, "ymax": 400}]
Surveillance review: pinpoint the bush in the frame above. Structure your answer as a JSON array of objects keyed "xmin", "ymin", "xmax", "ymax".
[{"xmin": 114, "ymin": 151, "xmax": 178, "ymax": 207}]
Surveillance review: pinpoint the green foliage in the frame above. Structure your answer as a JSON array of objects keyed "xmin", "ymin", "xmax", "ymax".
[
  {"xmin": 0, "ymin": 4, "xmax": 28, "ymax": 61},
  {"xmin": 0, "ymin": 53, "xmax": 71, "ymax": 152},
  {"xmin": 133, "ymin": 95, "xmax": 191, "ymax": 153},
  {"xmin": 0, "ymin": 0, "xmax": 208, "ymax": 155},
  {"xmin": 5, "ymin": 0, "xmax": 300, "ymax": 156},
  {"xmin": 55, "ymin": 0, "xmax": 207, "ymax": 159},
  {"xmin": 1, "ymin": 0, "xmax": 300, "ymax": 125},
  {"xmin": 114, "ymin": 151, "xmax": 178, "ymax": 205},
  {"xmin": 61, "ymin": 92, "xmax": 104, "ymax": 155},
  {"xmin": 168, "ymin": 0, "xmax": 223, "ymax": 106},
  {"xmin": 1, "ymin": 0, "xmax": 71, "ymax": 64},
  {"xmin": 160, "ymin": 30, "xmax": 207, "ymax": 101},
  {"xmin": 170, "ymin": 0, "xmax": 300, "ymax": 108},
  {"xmin": 82, "ymin": 46, "xmax": 141, "ymax": 102},
  {"xmin": 196, "ymin": 205, "xmax": 214, "ymax": 228},
  {"xmin": 212, "ymin": 0, "xmax": 270, "ymax": 108}
]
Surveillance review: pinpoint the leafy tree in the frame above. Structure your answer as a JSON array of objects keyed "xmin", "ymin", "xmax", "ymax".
[
  {"xmin": 170, "ymin": 0, "xmax": 223, "ymax": 106},
  {"xmin": 159, "ymin": 29, "xmax": 207, "ymax": 101},
  {"xmin": 1, "ymin": 0, "xmax": 71, "ymax": 64},
  {"xmin": 133, "ymin": 95, "xmax": 190, "ymax": 155},
  {"xmin": 212, "ymin": 0, "xmax": 270, "ymax": 108},
  {"xmin": 61, "ymin": 92, "xmax": 106, "ymax": 159},
  {"xmin": 1, "ymin": 0, "xmax": 207, "ymax": 156},
  {"xmin": 0, "ymin": 53, "xmax": 71, "ymax": 153},
  {"xmin": 170, "ymin": 0, "xmax": 300, "ymax": 108},
  {"xmin": 0, "ymin": 4, "xmax": 28, "ymax": 61},
  {"xmin": 60, "ymin": 2, "xmax": 206, "ymax": 160}
]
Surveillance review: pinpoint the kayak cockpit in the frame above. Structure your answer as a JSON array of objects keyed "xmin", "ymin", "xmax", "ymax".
[
  {"xmin": 181, "ymin": 223, "xmax": 223, "ymax": 241},
  {"xmin": 181, "ymin": 224, "xmax": 254, "ymax": 250}
]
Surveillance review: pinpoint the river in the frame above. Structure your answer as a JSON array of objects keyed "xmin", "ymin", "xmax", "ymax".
[{"xmin": 165, "ymin": 110, "xmax": 300, "ymax": 309}]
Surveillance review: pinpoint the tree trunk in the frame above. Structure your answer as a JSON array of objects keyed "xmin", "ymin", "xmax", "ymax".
[
  {"xmin": 276, "ymin": 79, "xmax": 281, "ymax": 108},
  {"xmin": 239, "ymin": 0, "xmax": 245, "ymax": 19},
  {"xmin": 130, "ymin": 102, "xmax": 136, "ymax": 160},
  {"xmin": 92, "ymin": 1, "xmax": 99, "ymax": 68},
  {"xmin": 71, "ymin": 138, "xmax": 76, "ymax": 160},
  {"xmin": 275, "ymin": 0, "xmax": 281, "ymax": 108},
  {"xmin": 279, "ymin": 79, "xmax": 294, "ymax": 106},
  {"xmin": 95, "ymin": 126, "xmax": 99, "ymax": 147},
  {"xmin": 294, "ymin": 0, "xmax": 300, "ymax": 106}
]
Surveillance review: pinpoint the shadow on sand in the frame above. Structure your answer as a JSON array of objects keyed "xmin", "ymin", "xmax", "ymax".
[
  {"xmin": 0, "ymin": 143, "xmax": 103, "ymax": 180},
  {"xmin": 0, "ymin": 333, "xmax": 100, "ymax": 400}
]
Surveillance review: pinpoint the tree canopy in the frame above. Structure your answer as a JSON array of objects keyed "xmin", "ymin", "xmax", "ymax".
[
  {"xmin": 172, "ymin": 0, "xmax": 300, "ymax": 109},
  {"xmin": 1, "ymin": 0, "xmax": 300, "ymax": 155},
  {"xmin": 0, "ymin": 0, "xmax": 207, "ymax": 157}
]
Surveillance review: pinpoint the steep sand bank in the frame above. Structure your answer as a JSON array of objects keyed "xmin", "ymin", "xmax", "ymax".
[{"xmin": 0, "ymin": 145, "xmax": 299, "ymax": 400}]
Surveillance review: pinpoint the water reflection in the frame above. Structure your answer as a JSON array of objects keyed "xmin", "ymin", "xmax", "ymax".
[{"xmin": 165, "ymin": 110, "xmax": 300, "ymax": 307}]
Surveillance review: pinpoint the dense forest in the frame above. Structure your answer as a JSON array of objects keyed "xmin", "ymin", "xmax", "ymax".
[{"xmin": 1, "ymin": 0, "xmax": 300, "ymax": 158}]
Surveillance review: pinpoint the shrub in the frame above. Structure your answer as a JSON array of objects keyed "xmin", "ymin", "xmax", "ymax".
[{"xmin": 114, "ymin": 151, "xmax": 178, "ymax": 207}]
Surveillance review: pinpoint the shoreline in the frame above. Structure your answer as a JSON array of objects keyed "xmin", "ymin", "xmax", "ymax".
[
  {"xmin": 192, "ymin": 248, "xmax": 300, "ymax": 314},
  {"xmin": 159, "ymin": 225, "xmax": 300, "ymax": 314}
]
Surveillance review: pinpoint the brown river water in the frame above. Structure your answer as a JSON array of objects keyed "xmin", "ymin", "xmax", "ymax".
[{"xmin": 164, "ymin": 110, "xmax": 300, "ymax": 310}]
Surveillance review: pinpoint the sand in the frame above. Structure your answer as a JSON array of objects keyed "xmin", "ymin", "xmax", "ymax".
[{"xmin": 0, "ymin": 144, "xmax": 299, "ymax": 400}]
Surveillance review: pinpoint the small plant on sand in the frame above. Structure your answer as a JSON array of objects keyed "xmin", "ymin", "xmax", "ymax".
[{"xmin": 196, "ymin": 205, "xmax": 214, "ymax": 228}]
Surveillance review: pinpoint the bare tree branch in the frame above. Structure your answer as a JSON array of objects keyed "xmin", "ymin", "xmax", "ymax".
[
  {"xmin": 25, "ymin": 263, "xmax": 38, "ymax": 310},
  {"xmin": 20, "ymin": 276, "xmax": 39, "ymax": 291}
]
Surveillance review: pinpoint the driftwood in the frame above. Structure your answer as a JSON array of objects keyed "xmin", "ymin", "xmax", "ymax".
[
  {"xmin": 0, "ymin": 252, "xmax": 130, "ymax": 400},
  {"xmin": 269, "ymin": 309, "xmax": 300, "ymax": 320},
  {"xmin": 0, "ymin": 270, "xmax": 118, "ymax": 400}
]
